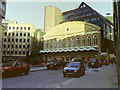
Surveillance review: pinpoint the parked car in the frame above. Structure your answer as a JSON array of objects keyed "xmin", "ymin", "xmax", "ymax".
[
  {"xmin": 46, "ymin": 59, "xmax": 68, "ymax": 70},
  {"xmin": 98, "ymin": 60, "xmax": 103, "ymax": 67},
  {"xmin": 103, "ymin": 59, "xmax": 109, "ymax": 65},
  {"xmin": 1, "ymin": 61, "xmax": 30, "ymax": 77},
  {"xmin": 62, "ymin": 62, "xmax": 85, "ymax": 77},
  {"xmin": 88, "ymin": 58, "xmax": 100, "ymax": 68}
]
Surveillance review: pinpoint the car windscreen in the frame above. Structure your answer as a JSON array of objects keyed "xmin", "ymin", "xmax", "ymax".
[
  {"xmin": 90, "ymin": 59, "xmax": 97, "ymax": 62},
  {"xmin": 67, "ymin": 63, "xmax": 80, "ymax": 67},
  {"xmin": 2, "ymin": 62, "xmax": 15, "ymax": 67}
]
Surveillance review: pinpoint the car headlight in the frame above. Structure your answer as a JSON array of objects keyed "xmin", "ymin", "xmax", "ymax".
[
  {"xmin": 2, "ymin": 70, "xmax": 4, "ymax": 72},
  {"xmin": 74, "ymin": 70, "xmax": 77, "ymax": 72}
]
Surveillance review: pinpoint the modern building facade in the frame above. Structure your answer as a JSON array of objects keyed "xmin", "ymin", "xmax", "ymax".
[
  {"xmin": 0, "ymin": 0, "xmax": 6, "ymax": 62},
  {"xmin": 44, "ymin": 6, "xmax": 62, "ymax": 33},
  {"xmin": 60, "ymin": 2, "xmax": 115, "ymax": 54},
  {"xmin": 40, "ymin": 21, "xmax": 101, "ymax": 61},
  {"xmin": 2, "ymin": 20, "xmax": 36, "ymax": 60}
]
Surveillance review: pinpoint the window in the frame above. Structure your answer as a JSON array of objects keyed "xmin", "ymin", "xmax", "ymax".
[
  {"xmin": 16, "ymin": 45, "xmax": 18, "ymax": 48},
  {"xmin": 46, "ymin": 41, "xmax": 49, "ymax": 49},
  {"xmin": 87, "ymin": 13, "xmax": 92, "ymax": 16},
  {"xmin": 9, "ymin": 26, "xmax": 11, "ymax": 30},
  {"xmin": 93, "ymin": 35, "xmax": 97, "ymax": 46},
  {"xmin": 7, "ymin": 51, "xmax": 9, "ymax": 54},
  {"xmin": 16, "ymin": 62, "xmax": 21, "ymax": 67},
  {"xmin": 16, "ymin": 33, "xmax": 18, "ymax": 36},
  {"xmin": 12, "ymin": 33, "xmax": 14, "ymax": 36},
  {"xmin": 19, "ymin": 51, "xmax": 21, "ymax": 54},
  {"xmin": 15, "ymin": 51, "xmax": 17, "ymax": 54},
  {"xmin": 8, "ymin": 39, "xmax": 10, "ymax": 42},
  {"xmin": 24, "ymin": 27, "xmax": 26, "ymax": 30},
  {"xmin": 23, "ymin": 39, "xmax": 26, "ymax": 42},
  {"xmin": 28, "ymin": 27, "xmax": 30, "ymax": 30},
  {"xmin": 11, "ymin": 45, "xmax": 14, "ymax": 48},
  {"xmin": 62, "ymin": 39, "xmax": 65, "ymax": 48},
  {"xmin": 8, "ymin": 33, "xmax": 11, "ymax": 36},
  {"xmin": 13, "ymin": 27, "xmax": 15, "ymax": 30},
  {"xmin": 4, "ymin": 32, "xmax": 7, "ymax": 36},
  {"xmin": 23, "ymin": 51, "xmax": 25, "ymax": 54},
  {"xmin": 27, "ymin": 39, "xmax": 29, "ymax": 42},
  {"xmin": 16, "ymin": 39, "xmax": 18, "ymax": 42},
  {"xmin": 8, "ymin": 45, "xmax": 10, "ymax": 48},
  {"xmin": 19, "ymin": 45, "xmax": 22, "ymax": 48},
  {"xmin": 28, "ymin": 33, "xmax": 30, "ymax": 36},
  {"xmin": 27, "ymin": 45, "xmax": 29, "ymax": 48},
  {"xmin": 12, "ymin": 39, "xmax": 14, "ymax": 42},
  {"xmin": 58, "ymin": 40, "xmax": 60, "ymax": 48},
  {"xmin": 87, "ymin": 36, "xmax": 91, "ymax": 46},
  {"xmin": 17, "ymin": 27, "xmax": 19, "ymax": 30},
  {"xmin": 77, "ymin": 37, "xmax": 80, "ymax": 47},
  {"xmin": 81, "ymin": 36, "xmax": 85, "ymax": 46},
  {"xmin": 4, "ymin": 38, "xmax": 6, "ymax": 42},
  {"xmin": 23, "ymin": 45, "xmax": 26, "ymax": 48},
  {"xmin": 11, "ymin": 51, "xmax": 13, "ymax": 54},
  {"xmin": 20, "ymin": 39, "xmax": 22, "ymax": 42},
  {"xmin": 24, "ymin": 33, "xmax": 26, "ymax": 36},
  {"xmin": 20, "ymin": 33, "xmax": 22, "ymax": 36},
  {"xmin": 4, "ymin": 45, "xmax": 6, "ymax": 48},
  {"xmin": 20, "ymin": 27, "xmax": 22, "ymax": 30}
]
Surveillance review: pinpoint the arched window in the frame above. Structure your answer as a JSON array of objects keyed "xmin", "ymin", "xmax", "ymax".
[
  {"xmin": 62, "ymin": 39, "xmax": 65, "ymax": 48},
  {"xmin": 93, "ymin": 35, "xmax": 97, "ymax": 46},
  {"xmin": 58, "ymin": 40, "xmax": 61, "ymax": 48},
  {"xmin": 76, "ymin": 36, "xmax": 80, "ymax": 47},
  {"xmin": 50, "ymin": 40, "xmax": 52, "ymax": 49},
  {"xmin": 71, "ymin": 37, "xmax": 74, "ymax": 47},
  {"xmin": 54, "ymin": 39, "xmax": 57, "ymax": 49},
  {"xmin": 81, "ymin": 36, "xmax": 85, "ymax": 46},
  {"xmin": 46, "ymin": 40, "xmax": 49, "ymax": 49},
  {"xmin": 87, "ymin": 36, "xmax": 91, "ymax": 46}
]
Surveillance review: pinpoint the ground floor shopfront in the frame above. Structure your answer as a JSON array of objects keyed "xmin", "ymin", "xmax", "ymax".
[{"xmin": 41, "ymin": 51, "xmax": 98, "ymax": 63}]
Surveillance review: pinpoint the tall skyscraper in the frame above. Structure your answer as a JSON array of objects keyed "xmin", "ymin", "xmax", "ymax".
[{"xmin": 44, "ymin": 6, "xmax": 62, "ymax": 33}]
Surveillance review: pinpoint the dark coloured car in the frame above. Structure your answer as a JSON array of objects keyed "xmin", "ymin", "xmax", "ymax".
[
  {"xmin": 1, "ymin": 61, "xmax": 30, "ymax": 77},
  {"xmin": 88, "ymin": 58, "xmax": 100, "ymax": 68},
  {"xmin": 46, "ymin": 59, "xmax": 68, "ymax": 70},
  {"xmin": 62, "ymin": 62, "xmax": 85, "ymax": 77},
  {"xmin": 103, "ymin": 60, "xmax": 109, "ymax": 65}
]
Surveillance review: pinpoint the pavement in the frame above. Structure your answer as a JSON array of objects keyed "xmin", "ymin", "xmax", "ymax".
[{"xmin": 30, "ymin": 65, "xmax": 47, "ymax": 72}]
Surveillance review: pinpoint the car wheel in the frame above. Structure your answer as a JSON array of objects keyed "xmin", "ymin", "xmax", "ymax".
[
  {"xmin": 83, "ymin": 68, "xmax": 85, "ymax": 75},
  {"xmin": 25, "ymin": 71, "xmax": 29, "ymax": 75},
  {"xmin": 63, "ymin": 73, "xmax": 66, "ymax": 77}
]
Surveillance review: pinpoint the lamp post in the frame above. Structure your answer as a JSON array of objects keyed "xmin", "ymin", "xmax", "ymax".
[{"xmin": 113, "ymin": 0, "xmax": 120, "ymax": 86}]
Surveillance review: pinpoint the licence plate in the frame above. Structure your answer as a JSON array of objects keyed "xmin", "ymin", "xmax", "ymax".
[{"xmin": 67, "ymin": 73, "xmax": 73, "ymax": 74}]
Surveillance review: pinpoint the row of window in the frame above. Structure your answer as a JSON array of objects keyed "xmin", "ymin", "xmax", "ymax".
[
  {"xmin": 7, "ymin": 26, "xmax": 31, "ymax": 30},
  {"xmin": 4, "ymin": 38, "xmax": 30, "ymax": 42},
  {"xmin": 3, "ymin": 44, "xmax": 30, "ymax": 48},
  {"xmin": 4, "ymin": 32, "xmax": 30, "ymax": 36},
  {"xmin": 45, "ymin": 35, "xmax": 98, "ymax": 50},
  {"xmin": 3, "ymin": 51, "xmax": 29, "ymax": 55}
]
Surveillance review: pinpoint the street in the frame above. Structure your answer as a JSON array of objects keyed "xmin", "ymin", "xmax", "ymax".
[{"xmin": 2, "ymin": 64, "xmax": 118, "ymax": 88}]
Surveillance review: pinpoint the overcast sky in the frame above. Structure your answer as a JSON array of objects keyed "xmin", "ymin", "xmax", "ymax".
[{"xmin": 5, "ymin": 1, "xmax": 113, "ymax": 29}]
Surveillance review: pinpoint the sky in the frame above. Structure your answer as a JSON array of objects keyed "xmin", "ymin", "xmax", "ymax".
[{"xmin": 5, "ymin": 1, "xmax": 113, "ymax": 30}]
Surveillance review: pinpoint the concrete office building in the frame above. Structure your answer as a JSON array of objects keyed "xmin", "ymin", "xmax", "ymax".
[
  {"xmin": 0, "ymin": 1, "xmax": 6, "ymax": 62},
  {"xmin": 44, "ymin": 6, "xmax": 62, "ymax": 33},
  {"xmin": 2, "ymin": 20, "xmax": 36, "ymax": 60}
]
